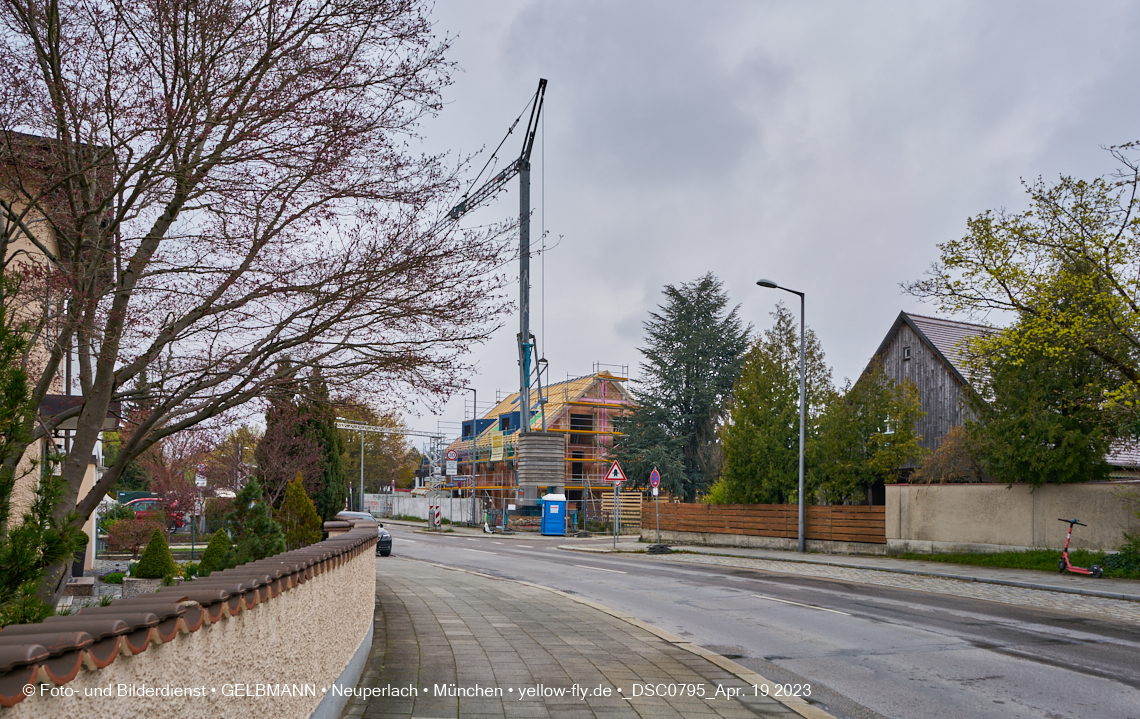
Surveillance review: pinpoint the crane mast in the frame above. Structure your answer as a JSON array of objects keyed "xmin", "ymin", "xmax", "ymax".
[{"xmin": 440, "ymin": 78, "xmax": 547, "ymax": 432}]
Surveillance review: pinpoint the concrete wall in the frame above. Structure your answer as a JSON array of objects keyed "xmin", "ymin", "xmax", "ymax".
[
  {"xmin": 8, "ymin": 536, "xmax": 375, "ymax": 718},
  {"xmin": 886, "ymin": 481, "xmax": 1140, "ymax": 554}
]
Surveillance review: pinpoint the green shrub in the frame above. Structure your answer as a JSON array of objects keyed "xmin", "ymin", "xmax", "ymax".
[
  {"xmin": 134, "ymin": 529, "xmax": 178, "ymax": 579},
  {"xmin": 102, "ymin": 572, "xmax": 125, "ymax": 584},
  {"xmin": 197, "ymin": 530, "xmax": 232, "ymax": 577},
  {"xmin": 99, "ymin": 503, "xmax": 138, "ymax": 532},
  {"xmin": 127, "ymin": 561, "xmax": 138, "ymax": 577},
  {"xmin": 181, "ymin": 562, "xmax": 199, "ymax": 579},
  {"xmin": 1104, "ymin": 533, "xmax": 1140, "ymax": 572}
]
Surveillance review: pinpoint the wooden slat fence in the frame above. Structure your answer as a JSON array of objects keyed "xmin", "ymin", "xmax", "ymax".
[
  {"xmin": 643, "ymin": 503, "xmax": 885, "ymax": 544},
  {"xmin": 602, "ymin": 491, "xmax": 642, "ymax": 530}
]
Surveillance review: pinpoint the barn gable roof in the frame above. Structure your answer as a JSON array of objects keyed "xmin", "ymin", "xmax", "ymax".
[{"xmin": 867, "ymin": 311, "xmax": 996, "ymax": 389}]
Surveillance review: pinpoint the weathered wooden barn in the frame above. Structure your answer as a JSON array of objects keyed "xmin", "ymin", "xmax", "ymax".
[{"xmin": 867, "ymin": 311, "xmax": 994, "ymax": 455}]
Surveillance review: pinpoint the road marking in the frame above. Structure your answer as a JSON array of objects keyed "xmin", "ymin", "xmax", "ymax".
[
  {"xmin": 514, "ymin": 545, "xmax": 533, "ymax": 548},
  {"xmin": 465, "ymin": 538, "xmax": 477, "ymax": 541},
  {"xmin": 573, "ymin": 564, "xmax": 626, "ymax": 574},
  {"xmin": 751, "ymin": 594, "xmax": 850, "ymax": 616},
  {"xmin": 464, "ymin": 549, "xmax": 498, "ymax": 555},
  {"xmin": 395, "ymin": 539, "xmax": 416, "ymax": 543},
  {"xmin": 491, "ymin": 541, "xmax": 504, "ymax": 545}
]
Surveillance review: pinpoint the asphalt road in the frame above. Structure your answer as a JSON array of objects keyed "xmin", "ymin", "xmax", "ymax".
[{"xmin": 382, "ymin": 526, "xmax": 1140, "ymax": 719}]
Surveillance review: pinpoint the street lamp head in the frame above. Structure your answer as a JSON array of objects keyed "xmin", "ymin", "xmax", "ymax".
[{"xmin": 756, "ymin": 279, "xmax": 778, "ymax": 289}]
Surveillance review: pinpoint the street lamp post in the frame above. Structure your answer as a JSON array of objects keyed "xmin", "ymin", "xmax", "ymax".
[
  {"xmin": 336, "ymin": 417, "xmax": 366, "ymax": 513},
  {"xmin": 756, "ymin": 279, "xmax": 806, "ymax": 553}
]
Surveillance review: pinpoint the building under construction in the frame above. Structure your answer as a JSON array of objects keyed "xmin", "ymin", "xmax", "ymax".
[{"xmin": 447, "ymin": 369, "xmax": 635, "ymax": 528}]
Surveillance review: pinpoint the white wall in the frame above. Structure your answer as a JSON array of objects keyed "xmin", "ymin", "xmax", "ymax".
[{"xmin": 364, "ymin": 493, "xmax": 480, "ymax": 525}]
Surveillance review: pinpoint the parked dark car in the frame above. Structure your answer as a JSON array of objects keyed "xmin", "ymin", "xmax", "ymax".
[{"xmin": 336, "ymin": 511, "xmax": 392, "ymax": 557}]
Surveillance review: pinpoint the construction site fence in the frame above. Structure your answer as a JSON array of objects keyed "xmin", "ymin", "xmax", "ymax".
[{"xmin": 643, "ymin": 503, "xmax": 886, "ymax": 544}]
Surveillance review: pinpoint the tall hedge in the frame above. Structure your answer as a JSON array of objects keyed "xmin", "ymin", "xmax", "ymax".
[{"xmin": 134, "ymin": 529, "xmax": 177, "ymax": 579}]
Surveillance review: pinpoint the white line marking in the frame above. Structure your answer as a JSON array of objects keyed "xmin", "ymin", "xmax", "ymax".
[
  {"xmin": 464, "ymin": 549, "xmax": 498, "ymax": 555},
  {"xmin": 491, "ymin": 541, "xmax": 504, "ymax": 545},
  {"xmin": 573, "ymin": 564, "xmax": 626, "ymax": 574},
  {"xmin": 395, "ymin": 539, "xmax": 416, "ymax": 543},
  {"xmin": 465, "ymin": 538, "xmax": 477, "ymax": 541},
  {"xmin": 514, "ymin": 545, "xmax": 533, "ymax": 548},
  {"xmin": 751, "ymin": 594, "xmax": 850, "ymax": 616}
]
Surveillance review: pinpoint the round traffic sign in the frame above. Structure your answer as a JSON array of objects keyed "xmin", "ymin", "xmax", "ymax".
[
  {"xmin": 649, "ymin": 468, "xmax": 660, "ymax": 488},
  {"xmin": 446, "ymin": 449, "xmax": 458, "ymax": 461}
]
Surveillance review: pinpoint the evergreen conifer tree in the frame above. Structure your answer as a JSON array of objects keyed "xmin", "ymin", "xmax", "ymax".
[
  {"xmin": 277, "ymin": 473, "xmax": 323, "ymax": 550},
  {"xmin": 612, "ymin": 274, "xmax": 750, "ymax": 501},
  {"xmin": 717, "ymin": 305, "xmax": 832, "ymax": 504},
  {"xmin": 302, "ymin": 372, "xmax": 348, "ymax": 520},
  {"xmin": 225, "ymin": 478, "xmax": 287, "ymax": 566}
]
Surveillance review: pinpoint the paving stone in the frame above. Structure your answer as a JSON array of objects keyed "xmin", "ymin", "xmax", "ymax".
[{"xmin": 344, "ymin": 559, "xmax": 805, "ymax": 719}]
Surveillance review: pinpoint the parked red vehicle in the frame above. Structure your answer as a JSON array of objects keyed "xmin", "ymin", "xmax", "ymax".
[{"xmin": 124, "ymin": 497, "xmax": 185, "ymax": 530}]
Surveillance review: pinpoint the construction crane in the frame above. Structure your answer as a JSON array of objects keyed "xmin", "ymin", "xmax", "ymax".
[{"xmin": 435, "ymin": 78, "xmax": 547, "ymax": 434}]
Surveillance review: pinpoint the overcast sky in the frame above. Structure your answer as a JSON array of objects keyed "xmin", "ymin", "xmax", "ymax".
[{"xmin": 405, "ymin": 0, "xmax": 1140, "ymax": 435}]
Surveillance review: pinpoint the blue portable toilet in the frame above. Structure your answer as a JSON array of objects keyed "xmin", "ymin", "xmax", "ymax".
[{"xmin": 540, "ymin": 493, "xmax": 567, "ymax": 536}]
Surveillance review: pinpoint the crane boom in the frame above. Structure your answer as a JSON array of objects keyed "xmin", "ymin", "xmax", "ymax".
[{"xmin": 437, "ymin": 79, "xmax": 547, "ymax": 228}]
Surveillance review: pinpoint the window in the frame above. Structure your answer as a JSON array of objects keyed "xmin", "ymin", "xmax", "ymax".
[
  {"xmin": 569, "ymin": 413, "xmax": 593, "ymax": 445},
  {"xmin": 572, "ymin": 451, "xmax": 585, "ymax": 480},
  {"xmin": 902, "ymin": 347, "xmax": 911, "ymax": 361},
  {"xmin": 883, "ymin": 417, "xmax": 895, "ymax": 435}
]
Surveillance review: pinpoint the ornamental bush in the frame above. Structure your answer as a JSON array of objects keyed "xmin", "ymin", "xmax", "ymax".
[
  {"xmin": 105, "ymin": 518, "xmax": 164, "ymax": 558},
  {"xmin": 134, "ymin": 529, "xmax": 178, "ymax": 579},
  {"xmin": 197, "ymin": 530, "xmax": 232, "ymax": 578}
]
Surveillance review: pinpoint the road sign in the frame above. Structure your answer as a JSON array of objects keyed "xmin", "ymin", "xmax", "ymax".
[
  {"xmin": 446, "ymin": 449, "xmax": 458, "ymax": 461},
  {"xmin": 652, "ymin": 486, "xmax": 658, "ymax": 497},
  {"xmin": 604, "ymin": 460, "xmax": 626, "ymax": 483},
  {"xmin": 446, "ymin": 460, "xmax": 457, "ymax": 475},
  {"xmin": 649, "ymin": 467, "xmax": 660, "ymax": 488}
]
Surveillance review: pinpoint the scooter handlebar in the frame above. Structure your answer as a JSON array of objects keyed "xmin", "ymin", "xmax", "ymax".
[{"xmin": 1058, "ymin": 518, "xmax": 1087, "ymax": 526}]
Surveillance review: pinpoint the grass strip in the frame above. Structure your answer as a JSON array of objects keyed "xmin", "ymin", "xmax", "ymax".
[{"xmin": 891, "ymin": 548, "xmax": 1140, "ymax": 579}]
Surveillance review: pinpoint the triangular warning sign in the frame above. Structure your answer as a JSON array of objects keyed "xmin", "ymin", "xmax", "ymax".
[{"xmin": 605, "ymin": 460, "xmax": 626, "ymax": 482}]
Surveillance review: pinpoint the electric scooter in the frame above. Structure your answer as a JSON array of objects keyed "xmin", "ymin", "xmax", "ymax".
[{"xmin": 1057, "ymin": 518, "xmax": 1103, "ymax": 578}]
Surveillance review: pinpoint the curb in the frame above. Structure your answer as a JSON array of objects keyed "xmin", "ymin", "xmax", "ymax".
[
  {"xmin": 557, "ymin": 545, "xmax": 1140, "ymax": 603},
  {"xmin": 399, "ymin": 557, "xmax": 837, "ymax": 719}
]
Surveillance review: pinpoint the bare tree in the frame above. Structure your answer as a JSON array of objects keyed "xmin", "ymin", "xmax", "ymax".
[{"xmin": 0, "ymin": 0, "xmax": 512, "ymax": 602}]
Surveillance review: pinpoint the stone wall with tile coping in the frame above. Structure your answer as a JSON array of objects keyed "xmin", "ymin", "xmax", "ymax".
[{"xmin": 0, "ymin": 521, "xmax": 377, "ymax": 719}]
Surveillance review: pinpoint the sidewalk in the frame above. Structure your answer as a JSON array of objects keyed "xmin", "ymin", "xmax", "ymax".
[
  {"xmin": 560, "ymin": 541, "xmax": 1140, "ymax": 602},
  {"xmin": 344, "ymin": 558, "xmax": 833, "ymax": 719}
]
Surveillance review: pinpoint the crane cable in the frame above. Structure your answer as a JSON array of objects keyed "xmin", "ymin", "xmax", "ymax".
[{"xmin": 461, "ymin": 87, "xmax": 542, "ymax": 200}]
